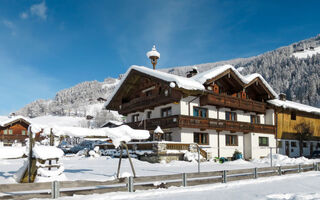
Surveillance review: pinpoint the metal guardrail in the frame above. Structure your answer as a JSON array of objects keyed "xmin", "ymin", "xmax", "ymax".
[{"xmin": 0, "ymin": 163, "xmax": 318, "ymax": 199}]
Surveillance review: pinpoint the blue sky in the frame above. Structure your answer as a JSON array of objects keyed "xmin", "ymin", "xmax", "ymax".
[{"xmin": 1, "ymin": 0, "xmax": 320, "ymax": 115}]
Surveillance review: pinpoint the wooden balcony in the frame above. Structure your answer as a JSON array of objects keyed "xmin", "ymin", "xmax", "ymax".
[
  {"xmin": 127, "ymin": 115, "xmax": 275, "ymax": 134},
  {"xmin": 200, "ymin": 93, "xmax": 266, "ymax": 113},
  {"xmin": 120, "ymin": 94, "xmax": 180, "ymax": 115}
]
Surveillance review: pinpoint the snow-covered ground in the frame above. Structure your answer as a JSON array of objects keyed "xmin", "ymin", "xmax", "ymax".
[
  {"xmin": 292, "ymin": 46, "xmax": 320, "ymax": 59},
  {"xmin": 32, "ymin": 171, "xmax": 320, "ymax": 200},
  {"xmin": 1, "ymin": 153, "xmax": 319, "ymax": 184}
]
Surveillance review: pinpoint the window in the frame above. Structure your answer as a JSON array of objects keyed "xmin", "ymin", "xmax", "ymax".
[
  {"xmin": 291, "ymin": 112, "xmax": 296, "ymax": 120},
  {"xmin": 161, "ymin": 132, "xmax": 172, "ymax": 141},
  {"xmin": 146, "ymin": 90, "xmax": 152, "ymax": 97},
  {"xmin": 9, "ymin": 130, "xmax": 13, "ymax": 135},
  {"xmin": 147, "ymin": 111, "xmax": 152, "ymax": 119},
  {"xmin": 250, "ymin": 115, "xmax": 261, "ymax": 124},
  {"xmin": 226, "ymin": 135, "xmax": 238, "ymax": 146},
  {"xmin": 132, "ymin": 114, "xmax": 139, "ymax": 122},
  {"xmin": 3, "ymin": 129, "xmax": 8, "ymax": 135},
  {"xmin": 259, "ymin": 137, "xmax": 269, "ymax": 146},
  {"xmin": 226, "ymin": 111, "xmax": 237, "ymax": 121},
  {"xmin": 303, "ymin": 142, "xmax": 307, "ymax": 148},
  {"xmin": 291, "ymin": 141, "xmax": 297, "ymax": 147},
  {"xmin": 161, "ymin": 107, "xmax": 172, "ymax": 117},
  {"xmin": 193, "ymin": 107, "xmax": 208, "ymax": 118},
  {"xmin": 194, "ymin": 133, "xmax": 209, "ymax": 145},
  {"xmin": 22, "ymin": 130, "xmax": 26, "ymax": 135}
]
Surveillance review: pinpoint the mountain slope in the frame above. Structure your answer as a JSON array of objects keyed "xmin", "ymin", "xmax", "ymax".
[{"xmin": 162, "ymin": 34, "xmax": 320, "ymax": 107}]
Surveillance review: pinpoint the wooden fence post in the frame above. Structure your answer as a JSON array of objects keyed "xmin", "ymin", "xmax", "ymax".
[
  {"xmin": 222, "ymin": 170, "xmax": 227, "ymax": 183},
  {"xmin": 254, "ymin": 168, "xmax": 258, "ymax": 179},
  {"xmin": 182, "ymin": 173, "xmax": 187, "ymax": 187},
  {"xmin": 298, "ymin": 164, "xmax": 301, "ymax": 173},
  {"xmin": 51, "ymin": 181, "xmax": 60, "ymax": 199},
  {"xmin": 278, "ymin": 166, "xmax": 282, "ymax": 176},
  {"xmin": 128, "ymin": 176, "xmax": 134, "ymax": 192}
]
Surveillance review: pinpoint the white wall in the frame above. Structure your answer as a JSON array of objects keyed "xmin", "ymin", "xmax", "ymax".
[
  {"xmin": 250, "ymin": 133, "xmax": 276, "ymax": 159},
  {"xmin": 218, "ymin": 131, "xmax": 244, "ymax": 158},
  {"xmin": 265, "ymin": 109, "xmax": 275, "ymax": 125}
]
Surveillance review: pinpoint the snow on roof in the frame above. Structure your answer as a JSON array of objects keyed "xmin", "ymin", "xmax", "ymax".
[
  {"xmin": 268, "ymin": 99, "xmax": 320, "ymax": 115},
  {"xmin": 31, "ymin": 123, "xmax": 149, "ymax": 147},
  {"xmin": 146, "ymin": 45, "xmax": 160, "ymax": 58},
  {"xmin": 154, "ymin": 126, "xmax": 164, "ymax": 134},
  {"xmin": 104, "ymin": 65, "xmax": 205, "ymax": 108},
  {"xmin": 33, "ymin": 145, "xmax": 64, "ymax": 160},
  {"xmin": 0, "ymin": 116, "xmax": 30, "ymax": 127},
  {"xmin": 192, "ymin": 64, "xmax": 278, "ymax": 97},
  {"xmin": 29, "ymin": 115, "xmax": 84, "ymax": 128},
  {"xmin": 101, "ymin": 120, "xmax": 123, "ymax": 127}
]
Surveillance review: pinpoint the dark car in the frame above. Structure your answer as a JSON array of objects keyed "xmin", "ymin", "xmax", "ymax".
[{"xmin": 311, "ymin": 150, "xmax": 320, "ymax": 158}]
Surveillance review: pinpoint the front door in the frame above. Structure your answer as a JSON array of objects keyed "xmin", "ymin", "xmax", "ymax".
[{"xmin": 285, "ymin": 141, "xmax": 290, "ymax": 156}]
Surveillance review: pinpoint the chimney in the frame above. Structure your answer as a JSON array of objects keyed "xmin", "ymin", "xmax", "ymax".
[{"xmin": 279, "ymin": 93, "xmax": 286, "ymax": 101}]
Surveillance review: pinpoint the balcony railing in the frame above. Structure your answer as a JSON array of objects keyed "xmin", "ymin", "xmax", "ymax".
[
  {"xmin": 120, "ymin": 95, "xmax": 180, "ymax": 115},
  {"xmin": 127, "ymin": 115, "xmax": 275, "ymax": 134},
  {"xmin": 200, "ymin": 93, "xmax": 266, "ymax": 113}
]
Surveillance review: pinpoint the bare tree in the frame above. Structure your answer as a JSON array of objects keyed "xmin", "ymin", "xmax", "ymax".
[{"xmin": 294, "ymin": 121, "xmax": 314, "ymax": 157}]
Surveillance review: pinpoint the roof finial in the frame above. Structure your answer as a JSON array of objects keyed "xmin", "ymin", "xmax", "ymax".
[{"xmin": 146, "ymin": 45, "xmax": 160, "ymax": 70}]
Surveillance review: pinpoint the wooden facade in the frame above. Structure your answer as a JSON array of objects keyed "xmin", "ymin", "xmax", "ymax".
[
  {"xmin": 275, "ymin": 109, "xmax": 320, "ymax": 140},
  {"xmin": 0, "ymin": 118, "xmax": 43, "ymax": 146}
]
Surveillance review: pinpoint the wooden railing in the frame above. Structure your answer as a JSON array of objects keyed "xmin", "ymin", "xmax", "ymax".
[
  {"xmin": 179, "ymin": 115, "xmax": 275, "ymax": 134},
  {"xmin": 127, "ymin": 115, "xmax": 275, "ymax": 134},
  {"xmin": 166, "ymin": 143, "xmax": 190, "ymax": 151},
  {"xmin": 200, "ymin": 93, "xmax": 266, "ymax": 113},
  {"xmin": 120, "ymin": 95, "xmax": 180, "ymax": 115}
]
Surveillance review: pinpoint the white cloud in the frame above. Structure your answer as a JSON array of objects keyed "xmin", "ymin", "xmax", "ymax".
[
  {"xmin": 30, "ymin": 1, "xmax": 47, "ymax": 20},
  {"xmin": 2, "ymin": 19, "xmax": 16, "ymax": 35},
  {"xmin": 20, "ymin": 1, "xmax": 47, "ymax": 20},
  {"xmin": 20, "ymin": 12, "xmax": 28, "ymax": 19}
]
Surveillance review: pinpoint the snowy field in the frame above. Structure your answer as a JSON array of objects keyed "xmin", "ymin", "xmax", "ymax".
[
  {"xmin": 1, "ymin": 154, "xmax": 319, "ymax": 184},
  {"xmin": 32, "ymin": 171, "xmax": 320, "ymax": 200}
]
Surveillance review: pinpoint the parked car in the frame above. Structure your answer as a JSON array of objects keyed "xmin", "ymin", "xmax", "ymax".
[{"xmin": 311, "ymin": 150, "xmax": 320, "ymax": 158}]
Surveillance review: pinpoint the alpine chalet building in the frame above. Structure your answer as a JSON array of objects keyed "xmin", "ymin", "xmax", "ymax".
[{"xmin": 105, "ymin": 64, "xmax": 278, "ymax": 160}]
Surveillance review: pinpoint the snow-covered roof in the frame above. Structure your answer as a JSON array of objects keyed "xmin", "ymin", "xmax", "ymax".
[
  {"xmin": 154, "ymin": 126, "xmax": 164, "ymax": 134},
  {"xmin": 146, "ymin": 45, "xmax": 160, "ymax": 58},
  {"xmin": 101, "ymin": 120, "xmax": 123, "ymax": 128},
  {"xmin": 191, "ymin": 64, "xmax": 278, "ymax": 97},
  {"xmin": 104, "ymin": 65, "xmax": 205, "ymax": 108},
  {"xmin": 0, "ymin": 116, "xmax": 30, "ymax": 127},
  {"xmin": 268, "ymin": 99, "xmax": 320, "ymax": 115}
]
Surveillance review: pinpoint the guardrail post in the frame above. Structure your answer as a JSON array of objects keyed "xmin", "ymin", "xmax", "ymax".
[
  {"xmin": 51, "ymin": 181, "xmax": 60, "ymax": 199},
  {"xmin": 128, "ymin": 176, "xmax": 134, "ymax": 192},
  {"xmin": 254, "ymin": 168, "xmax": 258, "ymax": 179},
  {"xmin": 222, "ymin": 170, "xmax": 227, "ymax": 183},
  {"xmin": 315, "ymin": 163, "xmax": 319, "ymax": 171},
  {"xmin": 298, "ymin": 164, "xmax": 301, "ymax": 173},
  {"xmin": 278, "ymin": 166, "xmax": 282, "ymax": 176},
  {"xmin": 182, "ymin": 173, "xmax": 187, "ymax": 187}
]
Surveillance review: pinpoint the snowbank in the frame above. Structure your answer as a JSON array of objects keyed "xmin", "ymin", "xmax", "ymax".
[
  {"xmin": 252, "ymin": 154, "xmax": 314, "ymax": 166},
  {"xmin": 33, "ymin": 145, "xmax": 64, "ymax": 160},
  {"xmin": 0, "ymin": 146, "xmax": 26, "ymax": 159}
]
